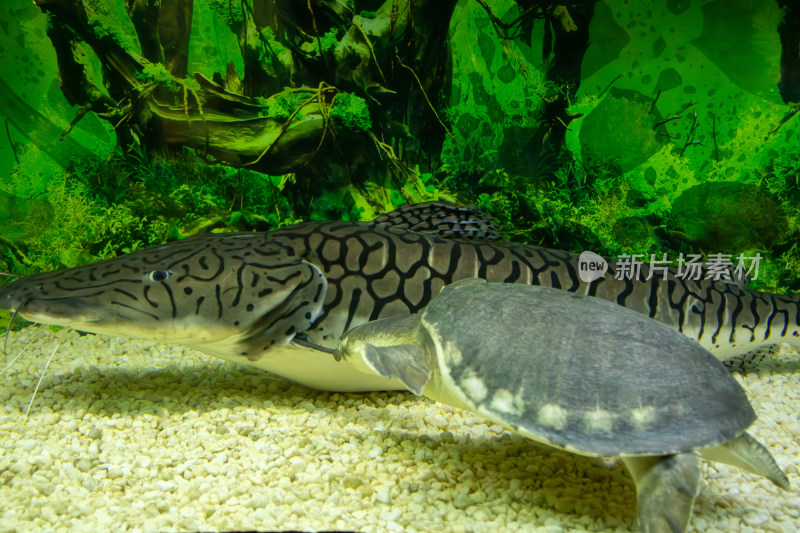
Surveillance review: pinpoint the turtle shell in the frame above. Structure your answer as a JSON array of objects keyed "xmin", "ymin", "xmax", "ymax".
[{"xmin": 419, "ymin": 282, "xmax": 755, "ymax": 457}]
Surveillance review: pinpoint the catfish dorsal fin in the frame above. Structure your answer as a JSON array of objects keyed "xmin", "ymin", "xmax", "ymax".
[
  {"xmin": 371, "ymin": 201, "xmax": 500, "ymax": 240},
  {"xmin": 363, "ymin": 343, "xmax": 431, "ymax": 395}
]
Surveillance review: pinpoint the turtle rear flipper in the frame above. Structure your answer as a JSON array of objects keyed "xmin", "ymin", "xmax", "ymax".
[
  {"xmin": 623, "ymin": 454, "xmax": 700, "ymax": 533},
  {"xmin": 699, "ymin": 432, "xmax": 790, "ymax": 489}
]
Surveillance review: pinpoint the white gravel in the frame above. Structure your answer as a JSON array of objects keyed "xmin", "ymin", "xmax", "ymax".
[{"xmin": 0, "ymin": 327, "xmax": 798, "ymax": 533}]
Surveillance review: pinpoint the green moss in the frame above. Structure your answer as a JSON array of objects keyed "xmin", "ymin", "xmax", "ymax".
[
  {"xmin": 259, "ymin": 90, "xmax": 310, "ymax": 120},
  {"xmin": 320, "ymin": 28, "xmax": 339, "ymax": 53},
  {"xmin": 301, "ymin": 29, "xmax": 339, "ymax": 56},
  {"xmin": 137, "ymin": 62, "xmax": 179, "ymax": 89},
  {"xmin": 86, "ymin": 0, "xmax": 140, "ymax": 52},
  {"xmin": 259, "ymin": 26, "xmax": 292, "ymax": 68},
  {"xmin": 330, "ymin": 92, "xmax": 372, "ymax": 132}
]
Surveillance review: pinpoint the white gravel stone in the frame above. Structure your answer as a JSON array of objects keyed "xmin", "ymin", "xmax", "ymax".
[
  {"xmin": 0, "ymin": 327, "xmax": 797, "ymax": 533},
  {"xmin": 288, "ymin": 457, "xmax": 307, "ymax": 474}
]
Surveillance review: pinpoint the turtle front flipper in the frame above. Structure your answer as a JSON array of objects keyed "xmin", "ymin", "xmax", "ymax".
[
  {"xmin": 623, "ymin": 454, "xmax": 700, "ymax": 533},
  {"xmin": 699, "ymin": 432, "xmax": 790, "ymax": 489},
  {"xmin": 335, "ymin": 313, "xmax": 431, "ymax": 394},
  {"xmin": 361, "ymin": 344, "xmax": 431, "ymax": 395}
]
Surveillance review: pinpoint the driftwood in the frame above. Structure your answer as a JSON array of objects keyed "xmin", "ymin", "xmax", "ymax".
[{"xmin": 34, "ymin": 0, "xmax": 594, "ymax": 180}]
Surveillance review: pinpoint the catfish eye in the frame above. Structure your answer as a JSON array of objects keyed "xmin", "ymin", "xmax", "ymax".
[{"xmin": 149, "ymin": 270, "xmax": 171, "ymax": 282}]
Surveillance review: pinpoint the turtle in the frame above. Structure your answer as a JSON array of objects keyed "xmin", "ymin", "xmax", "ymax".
[{"xmin": 333, "ymin": 279, "xmax": 790, "ymax": 532}]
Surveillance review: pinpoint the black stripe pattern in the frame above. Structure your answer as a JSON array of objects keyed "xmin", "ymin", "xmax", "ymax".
[{"xmin": 1, "ymin": 222, "xmax": 798, "ymax": 364}]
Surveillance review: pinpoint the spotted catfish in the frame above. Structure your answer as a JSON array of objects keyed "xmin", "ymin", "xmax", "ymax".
[{"xmin": 1, "ymin": 202, "xmax": 798, "ymax": 391}]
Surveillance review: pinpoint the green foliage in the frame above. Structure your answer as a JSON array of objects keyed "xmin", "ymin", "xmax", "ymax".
[
  {"xmin": 2, "ymin": 144, "xmax": 63, "ymax": 198},
  {"xmin": 309, "ymin": 187, "xmax": 363, "ymax": 222},
  {"xmin": 301, "ymin": 29, "xmax": 340, "ymax": 56},
  {"xmin": 137, "ymin": 63, "xmax": 179, "ymax": 89},
  {"xmin": 21, "ymin": 177, "xmax": 158, "ymax": 271},
  {"xmin": 259, "ymin": 90, "xmax": 310, "ymax": 120},
  {"xmin": 259, "ymin": 26, "xmax": 292, "ymax": 69},
  {"xmin": 670, "ymin": 182, "xmax": 787, "ymax": 252},
  {"xmin": 206, "ymin": 0, "xmax": 245, "ymax": 25},
  {"xmin": 330, "ymin": 92, "xmax": 372, "ymax": 132},
  {"xmin": 320, "ymin": 29, "xmax": 339, "ymax": 53},
  {"xmin": 85, "ymin": 0, "xmax": 140, "ymax": 52},
  {"xmin": 5, "ymin": 147, "xmax": 301, "ymax": 274},
  {"xmin": 758, "ymin": 150, "xmax": 800, "ymax": 201}
]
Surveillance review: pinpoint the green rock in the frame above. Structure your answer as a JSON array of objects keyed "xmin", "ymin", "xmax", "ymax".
[
  {"xmin": 478, "ymin": 31, "xmax": 495, "ymax": 70},
  {"xmin": 692, "ymin": 0, "xmax": 783, "ymax": 102},
  {"xmin": 497, "ymin": 63, "xmax": 516, "ymax": 84},
  {"xmin": 652, "ymin": 36, "xmax": 667, "ymax": 58},
  {"xmin": 456, "ymin": 113, "xmax": 480, "ymax": 137},
  {"xmin": 670, "ymin": 182, "xmax": 787, "ymax": 251},
  {"xmin": 626, "ymin": 189, "xmax": 652, "ymax": 209},
  {"xmin": 580, "ymin": 89, "xmax": 665, "ymax": 173},
  {"xmin": 655, "ymin": 68, "xmax": 682, "ymax": 92},
  {"xmin": 612, "ymin": 216, "xmax": 651, "ymax": 249},
  {"xmin": 580, "ymin": 1, "xmax": 631, "ymax": 79},
  {"xmin": 667, "ymin": 0, "xmax": 691, "ymax": 15}
]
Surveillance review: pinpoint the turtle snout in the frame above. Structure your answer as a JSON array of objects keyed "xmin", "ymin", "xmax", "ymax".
[
  {"xmin": 332, "ymin": 337, "xmax": 354, "ymax": 362},
  {"xmin": 332, "ymin": 345, "xmax": 347, "ymax": 362}
]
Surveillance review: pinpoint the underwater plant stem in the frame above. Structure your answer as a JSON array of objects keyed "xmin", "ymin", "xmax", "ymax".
[
  {"xmin": 680, "ymin": 109, "xmax": 700, "ymax": 156},
  {"xmin": 712, "ymin": 115, "xmax": 719, "ymax": 161},
  {"xmin": 766, "ymin": 102, "xmax": 800, "ymax": 139},
  {"xmin": 600, "ymin": 73, "xmax": 623, "ymax": 97},
  {"xmin": 60, "ymin": 104, "xmax": 92, "ymax": 140},
  {"xmin": 353, "ymin": 20, "xmax": 387, "ymax": 86},
  {"xmin": 474, "ymin": 0, "xmax": 542, "ymax": 40},
  {"xmin": 653, "ymin": 115, "xmax": 680, "ymax": 129},
  {"xmin": 307, "ymin": 0, "xmax": 324, "ymax": 60},
  {"xmin": 396, "ymin": 56, "xmax": 461, "ymax": 146},
  {"xmin": 3, "ymin": 117, "xmax": 18, "ymax": 164},
  {"xmin": 650, "ymin": 90, "xmax": 661, "ymax": 113},
  {"xmin": 244, "ymin": 84, "xmax": 336, "ymax": 169}
]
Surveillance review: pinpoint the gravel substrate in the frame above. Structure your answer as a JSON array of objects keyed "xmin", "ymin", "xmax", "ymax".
[{"xmin": 1, "ymin": 327, "xmax": 798, "ymax": 533}]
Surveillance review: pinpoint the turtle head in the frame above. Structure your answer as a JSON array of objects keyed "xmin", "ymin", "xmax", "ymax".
[{"xmin": 0, "ymin": 233, "xmax": 328, "ymax": 362}]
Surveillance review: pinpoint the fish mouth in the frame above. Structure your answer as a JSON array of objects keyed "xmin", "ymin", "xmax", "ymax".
[
  {"xmin": 11, "ymin": 297, "xmax": 109, "ymax": 327},
  {"xmin": 14, "ymin": 304, "xmax": 227, "ymax": 345}
]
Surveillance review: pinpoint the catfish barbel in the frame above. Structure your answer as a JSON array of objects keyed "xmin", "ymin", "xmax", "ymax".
[{"xmin": 1, "ymin": 202, "xmax": 797, "ymax": 391}]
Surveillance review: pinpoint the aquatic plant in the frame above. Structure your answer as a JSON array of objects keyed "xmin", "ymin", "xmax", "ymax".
[{"xmin": 329, "ymin": 93, "xmax": 372, "ymax": 132}]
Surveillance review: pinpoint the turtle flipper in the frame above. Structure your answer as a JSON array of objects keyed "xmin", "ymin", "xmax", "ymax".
[
  {"xmin": 699, "ymin": 432, "xmax": 790, "ymax": 489},
  {"xmin": 362, "ymin": 344, "xmax": 431, "ymax": 395},
  {"xmin": 623, "ymin": 454, "xmax": 699, "ymax": 533}
]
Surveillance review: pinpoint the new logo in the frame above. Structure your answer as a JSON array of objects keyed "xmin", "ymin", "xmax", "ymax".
[{"xmin": 578, "ymin": 251, "xmax": 608, "ymax": 283}]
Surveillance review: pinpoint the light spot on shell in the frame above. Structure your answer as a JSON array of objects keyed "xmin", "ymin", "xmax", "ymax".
[
  {"xmin": 441, "ymin": 340, "xmax": 463, "ymax": 366},
  {"xmin": 584, "ymin": 409, "xmax": 615, "ymax": 433},
  {"xmin": 537, "ymin": 403, "xmax": 568, "ymax": 430},
  {"xmin": 490, "ymin": 388, "xmax": 521, "ymax": 415},
  {"xmin": 630, "ymin": 406, "xmax": 658, "ymax": 429},
  {"xmin": 460, "ymin": 372, "xmax": 488, "ymax": 403}
]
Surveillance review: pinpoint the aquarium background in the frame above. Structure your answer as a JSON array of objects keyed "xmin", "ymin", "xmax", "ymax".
[
  {"xmin": 1, "ymin": 3, "xmax": 799, "ymax": 532},
  {"xmin": 0, "ymin": 0, "xmax": 798, "ymax": 295}
]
